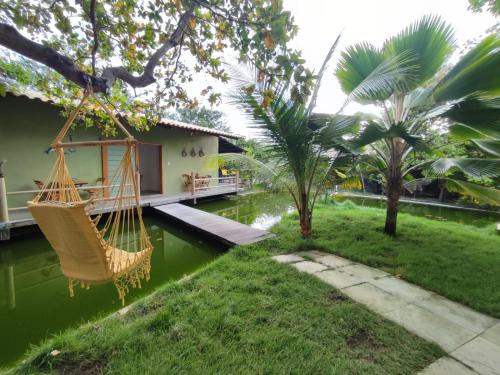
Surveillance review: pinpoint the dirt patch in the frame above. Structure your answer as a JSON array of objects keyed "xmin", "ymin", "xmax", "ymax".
[
  {"xmin": 329, "ymin": 291, "xmax": 349, "ymax": 303},
  {"xmin": 346, "ymin": 329, "xmax": 379, "ymax": 350},
  {"xmin": 58, "ymin": 357, "xmax": 108, "ymax": 375}
]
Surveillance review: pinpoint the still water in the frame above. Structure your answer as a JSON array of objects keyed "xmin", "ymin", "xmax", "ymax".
[
  {"xmin": 336, "ymin": 195, "xmax": 500, "ymax": 227},
  {"xmin": 0, "ymin": 193, "xmax": 293, "ymax": 368},
  {"xmin": 0, "ymin": 215, "xmax": 226, "ymax": 367}
]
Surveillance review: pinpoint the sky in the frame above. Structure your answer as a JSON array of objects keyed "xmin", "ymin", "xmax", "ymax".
[{"xmin": 216, "ymin": 0, "xmax": 497, "ymax": 138}]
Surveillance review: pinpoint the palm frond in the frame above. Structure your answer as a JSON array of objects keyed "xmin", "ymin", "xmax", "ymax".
[
  {"xmin": 384, "ymin": 14, "xmax": 455, "ymax": 86},
  {"xmin": 443, "ymin": 96, "xmax": 500, "ymax": 138},
  {"xmin": 337, "ymin": 47, "xmax": 418, "ymax": 103},
  {"xmin": 315, "ymin": 114, "xmax": 360, "ymax": 149},
  {"xmin": 449, "ymin": 123, "xmax": 493, "ymax": 140},
  {"xmin": 403, "ymin": 86, "xmax": 434, "ymax": 111},
  {"xmin": 352, "ymin": 122, "xmax": 429, "ymax": 152},
  {"xmin": 307, "ymin": 34, "xmax": 341, "ymax": 115},
  {"xmin": 444, "ymin": 179, "xmax": 500, "ymax": 206},
  {"xmin": 431, "ymin": 158, "xmax": 500, "ymax": 178},
  {"xmin": 471, "ymin": 139, "xmax": 500, "ymax": 157},
  {"xmin": 434, "ymin": 35, "xmax": 500, "ymax": 102}
]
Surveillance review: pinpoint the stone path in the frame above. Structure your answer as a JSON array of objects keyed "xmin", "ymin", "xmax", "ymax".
[{"xmin": 272, "ymin": 251, "xmax": 500, "ymax": 375}]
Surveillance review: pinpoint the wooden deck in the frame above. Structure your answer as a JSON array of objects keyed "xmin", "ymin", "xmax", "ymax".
[
  {"xmin": 1, "ymin": 185, "xmax": 240, "ymax": 232},
  {"xmin": 153, "ymin": 203, "xmax": 274, "ymax": 246}
]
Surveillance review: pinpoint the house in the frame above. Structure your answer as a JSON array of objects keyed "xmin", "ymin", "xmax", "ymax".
[{"xmin": 0, "ymin": 88, "xmax": 243, "ymax": 211}]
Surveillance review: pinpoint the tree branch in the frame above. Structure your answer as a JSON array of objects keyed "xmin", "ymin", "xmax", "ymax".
[
  {"xmin": 0, "ymin": 0, "xmax": 197, "ymax": 92},
  {"xmin": 0, "ymin": 22, "xmax": 106, "ymax": 91},
  {"xmin": 89, "ymin": 0, "xmax": 99, "ymax": 76},
  {"xmin": 100, "ymin": 0, "xmax": 196, "ymax": 89}
]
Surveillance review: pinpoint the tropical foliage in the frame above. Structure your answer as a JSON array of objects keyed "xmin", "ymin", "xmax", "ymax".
[
  {"xmin": 231, "ymin": 54, "xmax": 359, "ymax": 237},
  {"xmin": 171, "ymin": 107, "xmax": 231, "ymax": 133},
  {"xmin": 336, "ymin": 15, "xmax": 500, "ymax": 235},
  {"xmin": 468, "ymin": 0, "xmax": 500, "ymax": 15}
]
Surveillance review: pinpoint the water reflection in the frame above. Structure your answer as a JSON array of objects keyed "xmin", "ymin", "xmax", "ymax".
[
  {"xmin": 336, "ymin": 195, "xmax": 500, "ymax": 227},
  {"xmin": 0, "ymin": 216, "xmax": 223, "ymax": 367},
  {"xmin": 0, "ymin": 193, "xmax": 295, "ymax": 367},
  {"xmin": 197, "ymin": 192, "xmax": 294, "ymax": 229}
]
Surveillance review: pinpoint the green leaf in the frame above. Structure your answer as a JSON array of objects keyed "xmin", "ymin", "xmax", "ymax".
[
  {"xmin": 449, "ymin": 123, "xmax": 490, "ymax": 140},
  {"xmin": 335, "ymin": 43, "xmax": 385, "ymax": 98},
  {"xmin": 353, "ymin": 122, "xmax": 429, "ymax": 152},
  {"xmin": 471, "ymin": 140, "xmax": 500, "ymax": 157},
  {"xmin": 336, "ymin": 43, "xmax": 419, "ymax": 103},
  {"xmin": 444, "ymin": 97, "xmax": 500, "ymax": 138},
  {"xmin": 384, "ymin": 15, "xmax": 455, "ymax": 86},
  {"xmin": 434, "ymin": 35, "xmax": 500, "ymax": 102},
  {"xmin": 444, "ymin": 178, "xmax": 500, "ymax": 206},
  {"xmin": 431, "ymin": 158, "xmax": 500, "ymax": 178}
]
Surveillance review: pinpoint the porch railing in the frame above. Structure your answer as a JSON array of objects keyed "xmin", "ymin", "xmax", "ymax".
[{"xmin": 192, "ymin": 171, "xmax": 238, "ymax": 192}]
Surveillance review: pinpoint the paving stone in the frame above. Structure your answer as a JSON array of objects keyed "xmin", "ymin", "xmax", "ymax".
[
  {"xmin": 415, "ymin": 295, "xmax": 498, "ymax": 334},
  {"xmin": 315, "ymin": 254, "xmax": 353, "ymax": 269},
  {"xmin": 342, "ymin": 282, "xmax": 408, "ymax": 314},
  {"xmin": 291, "ymin": 261, "xmax": 328, "ymax": 274},
  {"xmin": 315, "ymin": 268, "xmax": 365, "ymax": 289},
  {"xmin": 451, "ymin": 337, "xmax": 500, "ymax": 375},
  {"xmin": 342, "ymin": 264, "xmax": 389, "ymax": 280},
  {"xmin": 383, "ymin": 304, "xmax": 477, "ymax": 352},
  {"xmin": 419, "ymin": 357, "xmax": 478, "ymax": 375},
  {"xmin": 481, "ymin": 322, "xmax": 500, "ymax": 347},
  {"xmin": 300, "ymin": 250, "xmax": 330, "ymax": 259},
  {"xmin": 370, "ymin": 276, "xmax": 432, "ymax": 303},
  {"xmin": 272, "ymin": 254, "xmax": 305, "ymax": 264}
]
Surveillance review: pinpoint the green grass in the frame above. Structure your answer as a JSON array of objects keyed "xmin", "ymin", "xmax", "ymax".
[
  {"xmin": 278, "ymin": 201, "xmax": 500, "ymax": 318},
  {"xmin": 7, "ymin": 227, "xmax": 443, "ymax": 374}
]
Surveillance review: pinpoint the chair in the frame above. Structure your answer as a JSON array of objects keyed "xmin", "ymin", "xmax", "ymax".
[
  {"xmin": 182, "ymin": 174, "xmax": 192, "ymax": 192},
  {"xmin": 85, "ymin": 177, "xmax": 106, "ymax": 200},
  {"xmin": 34, "ymin": 180, "xmax": 57, "ymax": 201}
]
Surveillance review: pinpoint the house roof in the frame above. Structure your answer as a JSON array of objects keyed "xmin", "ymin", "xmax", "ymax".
[
  {"xmin": 157, "ymin": 119, "xmax": 241, "ymax": 139},
  {"xmin": 218, "ymin": 137, "xmax": 245, "ymax": 153},
  {"xmin": 4, "ymin": 86, "xmax": 242, "ymax": 139}
]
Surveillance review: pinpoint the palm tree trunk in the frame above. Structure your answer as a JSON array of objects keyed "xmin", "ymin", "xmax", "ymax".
[
  {"xmin": 384, "ymin": 140, "xmax": 403, "ymax": 236},
  {"xmin": 299, "ymin": 192, "xmax": 312, "ymax": 238},
  {"xmin": 384, "ymin": 172, "xmax": 402, "ymax": 236}
]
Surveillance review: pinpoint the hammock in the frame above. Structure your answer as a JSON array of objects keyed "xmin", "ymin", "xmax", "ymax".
[{"xmin": 27, "ymin": 89, "xmax": 153, "ymax": 305}]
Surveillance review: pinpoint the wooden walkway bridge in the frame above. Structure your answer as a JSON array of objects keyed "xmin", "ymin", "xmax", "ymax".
[{"xmin": 153, "ymin": 203, "xmax": 274, "ymax": 246}]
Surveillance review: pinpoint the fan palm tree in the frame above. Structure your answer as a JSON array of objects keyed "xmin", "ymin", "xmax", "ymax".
[{"xmin": 336, "ymin": 15, "xmax": 500, "ymax": 235}]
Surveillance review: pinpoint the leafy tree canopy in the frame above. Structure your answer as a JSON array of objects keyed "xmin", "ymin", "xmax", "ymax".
[
  {"xmin": 171, "ymin": 106, "xmax": 231, "ymax": 132},
  {"xmin": 0, "ymin": 0, "xmax": 314, "ymax": 129},
  {"xmin": 468, "ymin": 0, "xmax": 500, "ymax": 15}
]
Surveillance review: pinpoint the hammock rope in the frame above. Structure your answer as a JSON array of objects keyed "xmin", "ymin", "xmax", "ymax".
[{"xmin": 27, "ymin": 88, "xmax": 153, "ymax": 305}]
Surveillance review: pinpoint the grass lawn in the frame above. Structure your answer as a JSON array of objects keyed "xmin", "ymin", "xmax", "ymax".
[
  {"xmin": 278, "ymin": 201, "xmax": 500, "ymax": 318},
  {"xmin": 7, "ymin": 224, "xmax": 443, "ymax": 374}
]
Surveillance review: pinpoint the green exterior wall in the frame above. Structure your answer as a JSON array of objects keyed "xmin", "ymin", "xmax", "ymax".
[
  {"xmin": 130, "ymin": 126, "xmax": 218, "ymax": 195},
  {"xmin": 0, "ymin": 95, "xmax": 218, "ymax": 209}
]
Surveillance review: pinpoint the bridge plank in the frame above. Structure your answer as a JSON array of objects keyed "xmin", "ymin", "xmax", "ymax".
[{"xmin": 153, "ymin": 203, "xmax": 274, "ymax": 246}]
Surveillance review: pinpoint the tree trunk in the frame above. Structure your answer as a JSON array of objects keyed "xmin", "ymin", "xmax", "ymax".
[
  {"xmin": 384, "ymin": 140, "xmax": 403, "ymax": 236},
  {"xmin": 299, "ymin": 209, "xmax": 312, "ymax": 238},
  {"xmin": 438, "ymin": 182, "xmax": 446, "ymax": 202},
  {"xmin": 299, "ymin": 191, "xmax": 312, "ymax": 238}
]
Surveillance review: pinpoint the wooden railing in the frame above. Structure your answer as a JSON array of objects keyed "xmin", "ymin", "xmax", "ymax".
[
  {"xmin": 192, "ymin": 171, "xmax": 239, "ymax": 193},
  {"xmin": 0, "ymin": 179, "xmax": 137, "ymax": 220}
]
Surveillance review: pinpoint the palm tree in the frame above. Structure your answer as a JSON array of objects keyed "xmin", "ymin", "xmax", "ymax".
[
  {"xmin": 232, "ymin": 90, "xmax": 358, "ymax": 237},
  {"xmin": 230, "ymin": 42, "xmax": 359, "ymax": 237},
  {"xmin": 335, "ymin": 15, "xmax": 500, "ymax": 235}
]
